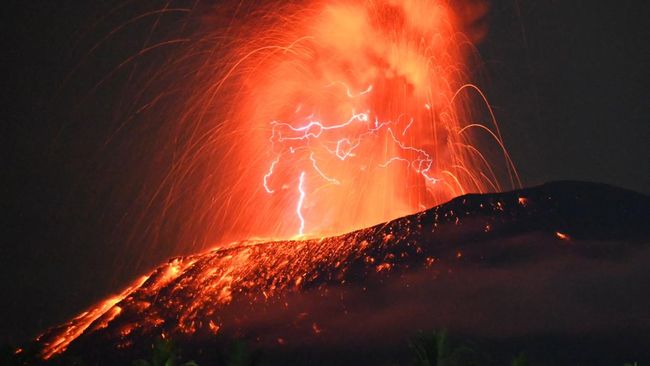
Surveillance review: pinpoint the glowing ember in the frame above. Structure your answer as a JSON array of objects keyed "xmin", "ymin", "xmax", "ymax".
[{"xmin": 555, "ymin": 231, "xmax": 570, "ymax": 240}]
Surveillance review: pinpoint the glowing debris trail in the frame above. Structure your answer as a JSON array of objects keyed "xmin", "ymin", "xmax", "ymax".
[{"xmin": 38, "ymin": 276, "xmax": 150, "ymax": 360}]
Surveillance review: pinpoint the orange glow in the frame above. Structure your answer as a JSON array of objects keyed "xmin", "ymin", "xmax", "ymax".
[
  {"xmin": 555, "ymin": 231, "xmax": 570, "ymax": 240},
  {"xmin": 208, "ymin": 320, "xmax": 221, "ymax": 334}
]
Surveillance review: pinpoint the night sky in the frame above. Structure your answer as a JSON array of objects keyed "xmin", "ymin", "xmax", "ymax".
[{"xmin": 1, "ymin": 0, "xmax": 649, "ymax": 345}]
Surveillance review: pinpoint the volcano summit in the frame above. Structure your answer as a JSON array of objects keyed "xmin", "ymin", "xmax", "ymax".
[{"xmin": 24, "ymin": 181, "xmax": 650, "ymax": 365}]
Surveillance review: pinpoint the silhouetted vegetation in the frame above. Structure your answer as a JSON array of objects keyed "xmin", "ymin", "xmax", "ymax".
[
  {"xmin": 409, "ymin": 329, "xmax": 483, "ymax": 366},
  {"xmin": 132, "ymin": 337, "xmax": 197, "ymax": 366},
  {"xmin": 1, "ymin": 333, "xmax": 644, "ymax": 366},
  {"xmin": 223, "ymin": 340, "xmax": 261, "ymax": 366},
  {"xmin": 509, "ymin": 352, "xmax": 527, "ymax": 366}
]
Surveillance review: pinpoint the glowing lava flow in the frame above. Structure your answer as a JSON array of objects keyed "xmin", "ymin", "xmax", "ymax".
[{"xmin": 37, "ymin": 276, "xmax": 150, "ymax": 359}]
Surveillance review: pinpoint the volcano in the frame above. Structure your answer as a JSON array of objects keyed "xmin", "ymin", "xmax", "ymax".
[{"xmin": 28, "ymin": 181, "xmax": 650, "ymax": 365}]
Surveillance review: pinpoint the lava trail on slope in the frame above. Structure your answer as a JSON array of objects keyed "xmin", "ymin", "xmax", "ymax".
[{"xmin": 34, "ymin": 181, "xmax": 650, "ymax": 364}]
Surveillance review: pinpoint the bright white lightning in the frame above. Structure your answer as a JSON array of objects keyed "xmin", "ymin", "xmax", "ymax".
[
  {"xmin": 309, "ymin": 153, "xmax": 340, "ymax": 185},
  {"xmin": 296, "ymin": 171, "xmax": 306, "ymax": 236},
  {"xmin": 263, "ymin": 156, "xmax": 280, "ymax": 193}
]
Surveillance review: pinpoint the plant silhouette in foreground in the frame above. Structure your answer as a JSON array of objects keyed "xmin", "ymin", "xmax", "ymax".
[
  {"xmin": 132, "ymin": 337, "xmax": 197, "ymax": 366},
  {"xmin": 409, "ymin": 329, "xmax": 482, "ymax": 366},
  {"xmin": 510, "ymin": 352, "xmax": 528, "ymax": 366}
]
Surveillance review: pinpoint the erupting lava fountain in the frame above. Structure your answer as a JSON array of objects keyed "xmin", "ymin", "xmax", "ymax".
[{"xmin": 140, "ymin": 0, "xmax": 518, "ymax": 245}]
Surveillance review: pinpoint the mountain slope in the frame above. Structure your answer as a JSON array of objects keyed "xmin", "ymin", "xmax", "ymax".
[{"xmin": 32, "ymin": 181, "xmax": 650, "ymax": 365}]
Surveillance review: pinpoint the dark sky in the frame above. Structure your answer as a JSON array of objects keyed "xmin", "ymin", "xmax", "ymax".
[{"xmin": 1, "ymin": 0, "xmax": 649, "ymax": 345}]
